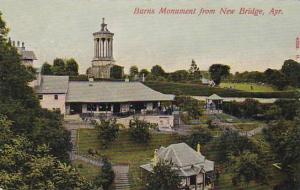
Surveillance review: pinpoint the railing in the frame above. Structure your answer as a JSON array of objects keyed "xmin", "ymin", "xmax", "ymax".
[{"xmin": 79, "ymin": 110, "xmax": 173, "ymax": 121}]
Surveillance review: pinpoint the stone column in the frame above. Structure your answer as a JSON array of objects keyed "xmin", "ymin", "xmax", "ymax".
[
  {"xmin": 94, "ymin": 39, "xmax": 97, "ymax": 58},
  {"xmin": 111, "ymin": 38, "xmax": 113, "ymax": 58},
  {"xmin": 97, "ymin": 38, "xmax": 100, "ymax": 58},
  {"xmin": 100, "ymin": 38, "xmax": 102, "ymax": 58},
  {"xmin": 102, "ymin": 38, "xmax": 105, "ymax": 58},
  {"xmin": 106, "ymin": 39, "xmax": 109, "ymax": 57},
  {"xmin": 108, "ymin": 39, "xmax": 111, "ymax": 57}
]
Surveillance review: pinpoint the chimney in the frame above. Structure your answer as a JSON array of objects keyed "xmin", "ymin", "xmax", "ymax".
[
  {"xmin": 88, "ymin": 77, "xmax": 94, "ymax": 86},
  {"xmin": 197, "ymin": 143, "xmax": 201, "ymax": 153},
  {"xmin": 36, "ymin": 70, "xmax": 42, "ymax": 87},
  {"xmin": 22, "ymin": 42, "xmax": 25, "ymax": 50},
  {"xmin": 152, "ymin": 149, "xmax": 158, "ymax": 166},
  {"xmin": 89, "ymin": 77, "xmax": 94, "ymax": 82},
  {"xmin": 17, "ymin": 41, "xmax": 20, "ymax": 47}
]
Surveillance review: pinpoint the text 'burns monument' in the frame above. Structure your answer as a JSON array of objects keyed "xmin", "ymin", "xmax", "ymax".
[{"xmin": 87, "ymin": 18, "xmax": 123, "ymax": 79}]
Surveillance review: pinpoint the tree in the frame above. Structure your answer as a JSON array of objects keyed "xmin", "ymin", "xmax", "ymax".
[
  {"xmin": 0, "ymin": 13, "xmax": 71, "ymax": 161},
  {"xmin": 215, "ymin": 131, "xmax": 258, "ymax": 163},
  {"xmin": 52, "ymin": 58, "xmax": 66, "ymax": 75},
  {"xmin": 139, "ymin": 68, "xmax": 150, "ymax": 77},
  {"xmin": 241, "ymin": 99, "xmax": 261, "ymax": 118},
  {"xmin": 263, "ymin": 119, "xmax": 300, "ymax": 189},
  {"xmin": 274, "ymin": 99, "xmax": 299, "ymax": 120},
  {"xmin": 175, "ymin": 96, "xmax": 202, "ymax": 119},
  {"xmin": 208, "ymin": 64, "xmax": 230, "ymax": 85},
  {"xmin": 231, "ymin": 151, "xmax": 267, "ymax": 187},
  {"xmin": 0, "ymin": 115, "xmax": 93, "ymax": 190},
  {"xmin": 41, "ymin": 62, "xmax": 53, "ymax": 75},
  {"xmin": 281, "ymin": 59, "xmax": 300, "ymax": 87},
  {"xmin": 95, "ymin": 158, "xmax": 115, "ymax": 190},
  {"xmin": 264, "ymin": 69, "xmax": 288, "ymax": 90},
  {"xmin": 151, "ymin": 65, "xmax": 165, "ymax": 77},
  {"xmin": 65, "ymin": 58, "xmax": 79, "ymax": 76},
  {"xmin": 169, "ymin": 70, "xmax": 189, "ymax": 82},
  {"xmin": 189, "ymin": 59, "xmax": 202, "ymax": 80},
  {"xmin": 129, "ymin": 65, "xmax": 139, "ymax": 78},
  {"xmin": 146, "ymin": 161, "xmax": 182, "ymax": 190},
  {"xmin": 128, "ymin": 118, "xmax": 156, "ymax": 144},
  {"xmin": 110, "ymin": 65, "xmax": 123, "ymax": 79},
  {"xmin": 185, "ymin": 128, "xmax": 213, "ymax": 149},
  {"xmin": 95, "ymin": 119, "xmax": 120, "ymax": 148},
  {"xmin": 264, "ymin": 104, "xmax": 282, "ymax": 121}
]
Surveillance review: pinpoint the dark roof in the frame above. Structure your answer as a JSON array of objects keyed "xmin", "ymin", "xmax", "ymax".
[
  {"xmin": 35, "ymin": 76, "xmax": 69, "ymax": 94},
  {"xmin": 21, "ymin": 50, "xmax": 37, "ymax": 60},
  {"xmin": 140, "ymin": 143, "xmax": 214, "ymax": 177},
  {"xmin": 66, "ymin": 81, "xmax": 174, "ymax": 103}
]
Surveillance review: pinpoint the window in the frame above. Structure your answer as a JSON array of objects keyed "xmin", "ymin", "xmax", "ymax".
[
  {"xmin": 87, "ymin": 104, "xmax": 97, "ymax": 111},
  {"xmin": 98, "ymin": 103, "xmax": 111, "ymax": 111},
  {"xmin": 38, "ymin": 95, "xmax": 43, "ymax": 100},
  {"xmin": 54, "ymin": 94, "xmax": 58, "ymax": 100}
]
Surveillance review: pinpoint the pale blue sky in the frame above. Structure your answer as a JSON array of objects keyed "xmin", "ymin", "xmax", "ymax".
[{"xmin": 1, "ymin": 0, "xmax": 300, "ymax": 73}]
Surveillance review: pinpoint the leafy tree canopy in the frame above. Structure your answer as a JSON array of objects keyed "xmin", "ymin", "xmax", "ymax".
[
  {"xmin": 209, "ymin": 64, "xmax": 230, "ymax": 85},
  {"xmin": 146, "ymin": 161, "xmax": 182, "ymax": 190}
]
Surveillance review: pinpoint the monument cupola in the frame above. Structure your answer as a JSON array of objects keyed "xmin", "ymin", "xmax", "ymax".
[
  {"xmin": 87, "ymin": 18, "xmax": 123, "ymax": 79},
  {"xmin": 92, "ymin": 18, "xmax": 114, "ymax": 62}
]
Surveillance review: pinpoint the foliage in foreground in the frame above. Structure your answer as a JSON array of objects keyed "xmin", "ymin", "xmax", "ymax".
[
  {"xmin": 145, "ymin": 161, "xmax": 182, "ymax": 190},
  {"xmin": 0, "ymin": 115, "xmax": 93, "ymax": 190},
  {"xmin": 94, "ymin": 158, "xmax": 115, "ymax": 190},
  {"xmin": 264, "ymin": 119, "xmax": 300, "ymax": 189}
]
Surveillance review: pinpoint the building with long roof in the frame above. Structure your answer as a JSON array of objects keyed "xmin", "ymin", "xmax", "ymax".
[{"xmin": 34, "ymin": 74, "xmax": 174, "ymax": 116}]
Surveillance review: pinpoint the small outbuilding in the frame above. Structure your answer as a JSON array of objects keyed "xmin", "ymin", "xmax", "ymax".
[
  {"xmin": 140, "ymin": 143, "xmax": 215, "ymax": 190},
  {"xmin": 206, "ymin": 94, "xmax": 223, "ymax": 113}
]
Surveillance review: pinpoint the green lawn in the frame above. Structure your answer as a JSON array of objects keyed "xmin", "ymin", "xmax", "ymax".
[
  {"xmin": 77, "ymin": 129, "xmax": 180, "ymax": 189},
  {"xmin": 220, "ymin": 82, "xmax": 276, "ymax": 92},
  {"xmin": 76, "ymin": 127, "xmax": 283, "ymax": 190},
  {"xmin": 73, "ymin": 160, "xmax": 101, "ymax": 181},
  {"xmin": 144, "ymin": 81, "xmax": 298, "ymax": 98}
]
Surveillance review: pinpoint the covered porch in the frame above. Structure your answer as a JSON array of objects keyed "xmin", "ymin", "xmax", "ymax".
[{"xmin": 66, "ymin": 101, "xmax": 174, "ymax": 117}]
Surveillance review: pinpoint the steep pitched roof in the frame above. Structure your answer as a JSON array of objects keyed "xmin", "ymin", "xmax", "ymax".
[
  {"xmin": 66, "ymin": 81, "xmax": 174, "ymax": 103},
  {"xmin": 207, "ymin": 94, "xmax": 223, "ymax": 100},
  {"xmin": 157, "ymin": 143, "xmax": 205, "ymax": 167},
  {"xmin": 141, "ymin": 143, "xmax": 215, "ymax": 177},
  {"xmin": 21, "ymin": 50, "xmax": 37, "ymax": 60},
  {"xmin": 35, "ymin": 76, "xmax": 69, "ymax": 94}
]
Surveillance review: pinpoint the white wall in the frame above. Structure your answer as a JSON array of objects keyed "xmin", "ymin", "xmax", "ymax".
[
  {"xmin": 39, "ymin": 94, "xmax": 66, "ymax": 114},
  {"xmin": 117, "ymin": 115, "xmax": 174, "ymax": 128}
]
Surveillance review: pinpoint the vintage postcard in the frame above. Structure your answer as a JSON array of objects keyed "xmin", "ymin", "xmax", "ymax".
[{"xmin": 0, "ymin": 0, "xmax": 299, "ymax": 190}]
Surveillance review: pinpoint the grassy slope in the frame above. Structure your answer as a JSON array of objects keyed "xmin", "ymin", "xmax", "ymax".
[
  {"xmin": 220, "ymin": 82, "xmax": 275, "ymax": 92},
  {"xmin": 77, "ymin": 129, "xmax": 180, "ymax": 189},
  {"xmin": 144, "ymin": 81, "xmax": 298, "ymax": 98},
  {"xmin": 73, "ymin": 160, "xmax": 101, "ymax": 181},
  {"xmin": 77, "ymin": 128, "xmax": 284, "ymax": 190}
]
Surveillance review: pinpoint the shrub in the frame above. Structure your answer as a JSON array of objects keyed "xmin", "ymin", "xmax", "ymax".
[
  {"xmin": 95, "ymin": 119, "xmax": 120, "ymax": 148},
  {"xmin": 129, "ymin": 118, "xmax": 156, "ymax": 144}
]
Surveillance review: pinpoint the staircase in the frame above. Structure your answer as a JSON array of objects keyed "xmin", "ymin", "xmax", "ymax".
[{"xmin": 113, "ymin": 165, "xmax": 130, "ymax": 190}]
